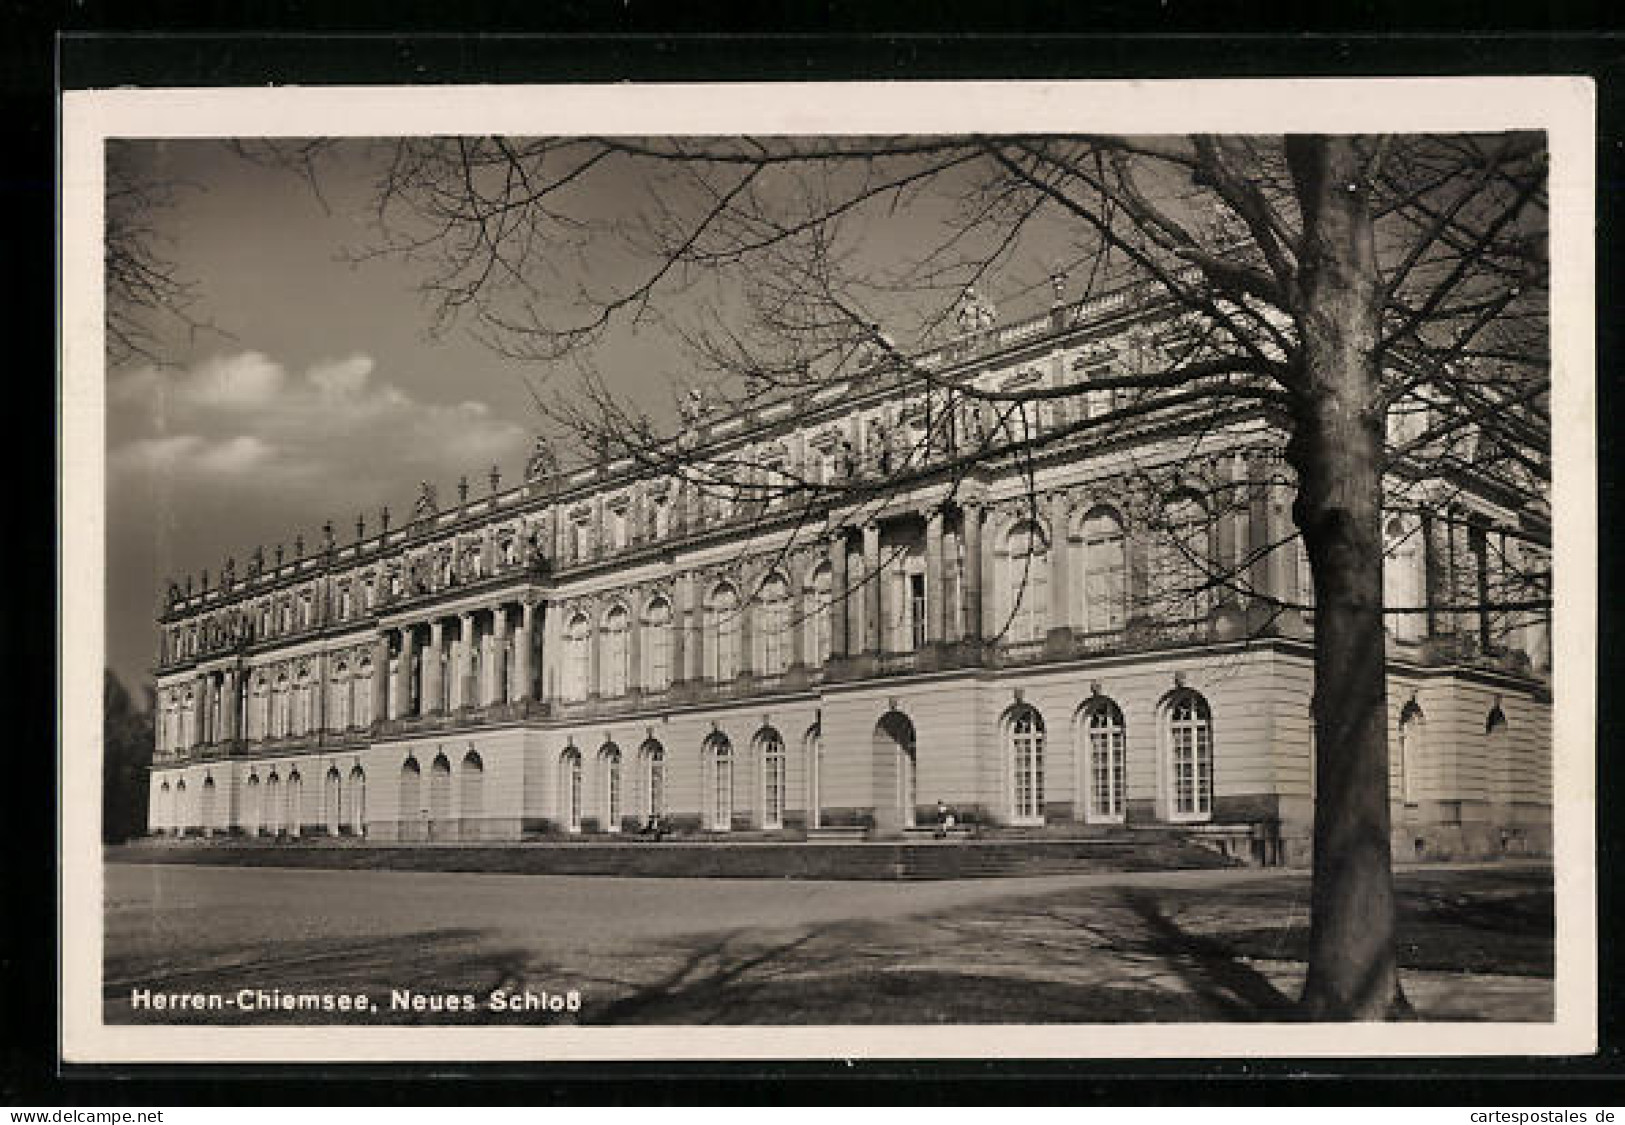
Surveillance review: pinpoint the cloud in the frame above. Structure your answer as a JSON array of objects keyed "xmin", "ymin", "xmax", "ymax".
[{"xmin": 108, "ymin": 349, "xmax": 529, "ymax": 504}]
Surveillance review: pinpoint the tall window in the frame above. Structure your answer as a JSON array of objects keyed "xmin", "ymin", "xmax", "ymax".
[
  {"xmin": 330, "ymin": 663, "xmax": 351, "ymax": 731},
  {"xmin": 561, "ymin": 749, "xmax": 583, "ymax": 831},
  {"xmin": 565, "ymin": 613, "xmax": 592, "ymax": 701},
  {"xmin": 250, "ymin": 677, "xmax": 268, "ymax": 740},
  {"xmin": 1155, "ymin": 494, "xmax": 1210, "ymax": 621},
  {"xmin": 650, "ymin": 494, "xmax": 671, "ymax": 539},
  {"xmin": 606, "ymin": 505, "xmax": 628, "ymax": 550},
  {"xmin": 705, "ymin": 735, "xmax": 734, "ymax": 831},
  {"xmin": 909, "ymin": 572, "xmax": 928, "ymax": 650},
  {"xmin": 1168, "ymin": 690, "xmax": 1214, "ymax": 819},
  {"xmin": 600, "ymin": 743, "xmax": 622, "ymax": 830},
  {"xmin": 1010, "ymin": 706, "xmax": 1046, "ymax": 823},
  {"xmin": 354, "ymin": 659, "xmax": 373, "ymax": 727},
  {"xmin": 602, "ymin": 605, "xmax": 630, "ymax": 697},
  {"xmin": 755, "ymin": 576, "xmax": 790, "ymax": 676},
  {"xmin": 1384, "ymin": 514, "xmax": 1426, "ymax": 642},
  {"xmin": 1398, "ymin": 700, "xmax": 1424, "ymax": 807},
  {"xmin": 708, "ymin": 584, "xmax": 741, "ymax": 681},
  {"xmin": 642, "ymin": 598, "xmax": 673, "ymax": 692},
  {"xmin": 809, "ymin": 563, "xmax": 833, "ymax": 664},
  {"xmin": 759, "ymin": 729, "xmax": 786, "ymax": 829},
  {"xmin": 1002, "ymin": 522, "xmax": 1049, "ymax": 644},
  {"xmin": 1080, "ymin": 508, "xmax": 1127, "ymax": 633},
  {"xmin": 641, "ymin": 741, "xmax": 666, "ymax": 820},
  {"xmin": 273, "ymin": 675, "xmax": 290, "ymax": 738},
  {"xmin": 1083, "ymin": 700, "xmax": 1127, "ymax": 821}
]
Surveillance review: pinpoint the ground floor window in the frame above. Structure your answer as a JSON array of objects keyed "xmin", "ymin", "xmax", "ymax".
[
  {"xmin": 562, "ymin": 749, "xmax": 583, "ymax": 832},
  {"xmin": 1168, "ymin": 690, "xmax": 1214, "ymax": 819},
  {"xmin": 1084, "ymin": 700, "xmax": 1126, "ymax": 821},
  {"xmin": 705, "ymin": 735, "xmax": 734, "ymax": 831},
  {"xmin": 759, "ymin": 730, "xmax": 786, "ymax": 829},
  {"xmin": 1010, "ymin": 706, "xmax": 1046, "ymax": 822}
]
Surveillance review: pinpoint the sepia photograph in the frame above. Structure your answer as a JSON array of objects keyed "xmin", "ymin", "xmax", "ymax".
[{"xmin": 60, "ymin": 79, "xmax": 1595, "ymax": 1062}]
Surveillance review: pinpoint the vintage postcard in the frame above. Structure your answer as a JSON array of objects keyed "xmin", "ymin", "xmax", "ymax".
[{"xmin": 59, "ymin": 77, "xmax": 1596, "ymax": 1062}]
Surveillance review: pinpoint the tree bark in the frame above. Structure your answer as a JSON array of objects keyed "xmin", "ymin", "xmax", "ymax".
[{"xmin": 1284, "ymin": 136, "xmax": 1409, "ymax": 1020}]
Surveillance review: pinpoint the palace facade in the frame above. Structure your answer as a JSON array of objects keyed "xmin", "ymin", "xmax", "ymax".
[{"xmin": 146, "ymin": 283, "xmax": 1553, "ymax": 865}]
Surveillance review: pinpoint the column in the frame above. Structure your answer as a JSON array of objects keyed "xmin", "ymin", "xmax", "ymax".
[
  {"xmin": 457, "ymin": 612, "xmax": 475, "ymax": 708},
  {"xmin": 425, "ymin": 619, "xmax": 445, "ymax": 714},
  {"xmin": 371, "ymin": 635, "xmax": 389, "ymax": 724},
  {"xmin": 687, "ymin": 579, "xmax": 706, "ymax": 683},
  {"xmin": 1246, "ymin": 451, "xmax": 1275, "ymax": 605},
  {"xmin": 627, "ymin": 604, "xmax": 643, "ymax": 692},
  {"xmin": 394, "ymin": 626, "xmax": 416, "ymax": 718},
  {"xmin": 862, "ymin": 521, "xmax": 882, "ymax": 653},
  {"xmin": 961, "ymin": 502, "xmax": 983, "ymax": 643},
  {"xmin": 491, "ymin": 605, "xmax": 510, "ymax": 705},
  {"xmin": 221, "ymin": 669, "xmax": 238, "ymax": 742},
  {"xmin": 828, "ymin": 530, "xmax": 850, "ymax": 657},
  {"xmin": 587, "ymin": 603, "xmax": 601, "ymax": 698},
  {"xmin": 1048, "ymin": 492, "xmax": 1072, "ymax": 633},
  {"xmin": 513, "ymin": 601, "xmax": 535, "ymax": 701},
  {"xmin": 925, "ymin": 506, "xmax": 946, "ymax": 644},
  {"xmin": 196, "ymin": 673, "xmax": 211, "ymax": 746},
  {"xmin": 738, "ymin": 576, "xmax": 755, "ymax": 676},
  {"xmin": 670, "ymin": 576, "xmax": 689, "ymax": 685}
]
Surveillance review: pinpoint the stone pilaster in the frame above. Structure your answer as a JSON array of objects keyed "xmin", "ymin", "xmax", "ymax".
[
  {"xmin": 862, "ymin": 521, "xmax": 882, "ymax": 653},
  {"xmin": 425, "ymin": 619, "xmax": 445, "ymax": 714},
  {"xmin": 394, "ymin": 626, "xmax": 416, "ymax": 718},
  {"xmin": 828, "ymin": 530, "xmax": 850, "ymax": 658},
  {"xmin": 926, "ymin": 506, "xmax": 946, "ymax": 645},
  {"xmin": 491, "ymin": 605, "xmax": 510, "ymax": 705},
  {"xmin": 961, "ymin": 501, "xmax": 984, "ymax": 643},
  {"xmin": 1048, "ymin": 491, "xmax": 1072, "ymax": 635}
]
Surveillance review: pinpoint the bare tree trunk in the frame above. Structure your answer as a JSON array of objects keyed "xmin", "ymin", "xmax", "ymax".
[{"xmin": 1285, "ymin": 136, "xmax": 1409, "ymax": 1020}]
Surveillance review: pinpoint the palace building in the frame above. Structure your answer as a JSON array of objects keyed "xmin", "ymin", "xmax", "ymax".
[{"xmin": 146, "ymin": 281, "xmax": 1553, "ymax": 865}]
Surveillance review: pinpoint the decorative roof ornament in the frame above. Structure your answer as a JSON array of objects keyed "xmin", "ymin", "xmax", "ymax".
[
  {"xmin": 379, "ymin": 505, "xmax": 391, "ymax": 533},
  {"xmin": 322, "ymin": 520, "xmax": 335, "ymax": 552},
  {"xmin": 489, "ymin": 464, "xmax": 502, "ymax": 493},
  {"xmin": 294, "ymin": 533, "xmax": 305, "ymax": 558},
  {"xmin": 1050, "ymin": 267, "xmax": 1068, "ymax": 305},
  {"xmin": 525, "ymin": 435, "xmax": 558, "ymax": 482},
  {"xmin": 355, "ymin": 514, "xmax": 366, "ymax": 542},
  {"xmin": 222, "ymin": 556, "xmax": 236, "ymax": 589},
  {"xmin": 275, "ymin": 543, "xmax": 285, "ymax": 566},
  {"xmin": 457, "ymin": 475, "xmax": 470, "ymax": 505},
  {"xmin": 414, "ymin": 480, "xmax": 439, "ymax": 522},
  {"xmin": 956, "ymin": 286, "xmax": 998, "ymax": 334}
]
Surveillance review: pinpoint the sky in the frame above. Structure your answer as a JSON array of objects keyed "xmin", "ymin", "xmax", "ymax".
[
  {"xmin": 103, "ymin": 138, "xmax": 1090, "ymax": 696},
  {"xmin": 106, "ymin": 141, "xmax": 548, "ymax": 692}
]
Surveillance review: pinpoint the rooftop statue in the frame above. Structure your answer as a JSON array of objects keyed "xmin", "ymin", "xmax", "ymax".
[
  {"xmin": 414, "ymin": 479, "xmax": 439, "ymax": 521},
  {"xmin": 525, "ymin": 436, "xmax": 558, "ymax": 482}
]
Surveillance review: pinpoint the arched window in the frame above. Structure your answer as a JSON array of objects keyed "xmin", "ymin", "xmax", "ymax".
[
  {"xmin": 344, "ymin": 765, "xmax": 367, "ymax": 835},
  {"xmin": 1079, "ymin": 507, "xmax": 1127, "ymax": 633},
  {"xmin": 1009, "ymin": 706, "xmax": 1047, "ymax": 823},
  {"xmin": 272, "ymin": 675, "xmax": 290, "ymax": 738},
  {"xmin": 243, "ymin": 774, "xmax": 261, "ymax": 836},
  {"xmin": 564, "ymin": 613, "xmax": 592, "ymax": 701},
  {"xmin": 264, "ymin": 773, "xmax": 281, "ymax": 833},
  {"xmin": 600, "ymin": 743, "xmax": 622, "ymax": 831},
  {"xmin": 460, "ymin": 751, "xmax": 484, "ymax": 836},
  {"xmin": 354, "ymin": 658, "xmax": 374, "ymax": 728},
  {"xmin": 561, "ymin": 748, "xmax": 584, "ymax": 832},
  {"xmin": 1398, "ymin": 699, "xmax": 1425, "ymax": 807},
  {"xmin": 704, "ymin": 734, "xmax": 734, "ymax": 831},
  {"xmin": 174, "ymin": 779, "xmax": 188, "ymax": 832},
  {"xmin": 1167, "ymin": 690, "xmax": 1215, "ymax": 820},
  {"xmin": 428, "ymin": 754, "xmax": 453, "ymax": 830},
  {"xmin": 601, "ymin": 605, "xmax": 630, "ymax": 697},
  {"xmin": 1383, "ymin": 514, "xmax": 1426, "ymax": 642},
  {"xmin": 1486, "ymin": 705, "xmax": 1511, "ymax": 810},
  {"xmin": 639, "ymin": 740, "xmax": 666, "ymax": 821},
  {"xmin": 1082, "ymin": 699, "xmax": 1127, "ymax": 822},
  {"xmin": 325, "ymin": 767, "xmax": 342, "ymax": 835},
  {"xmin": 804, "ymin": 725, "xmax": 824, "ymax": 829},
  {"xmin": 285, "ymin": 770, "xmax": 303, "ymax": 837},
  {"xmin": 651, "ymin": 493, "xmax": 672, "ymax": 540},
  {"xmin": 1154, "ymin": 494, "xmax": 1211, "ymax": 621},
  {"xmin": 755, "ymin": 575, "xmax": 790, "ymax": 676},
  {"xmin": 808, "ymin": 563, "xmax": 833, "ymax": 665},
  {"xmin": 330, "ymin": 662, "xmax": 352, "ymax": 732},
  {"xmin": 339, "ymin": 584, "xmax": 353, "ymax": 618},
  {"xmin": 757, "ymin": 728, "xmax": 786, "ymax": 830},
  {"xmin": 642, "ymin": 598, "xmax": 673, "ymax": 692},
  {"xmin": 1001, "ymin": 522, "xmax": 1049, "ymax": 644},
  {"xmin": 200, "ymin": 776, "xmax": 218, "ymax": 834},
  {"xmin": 157, "ymin": 780, "xmax": 172, "ymax": 833},
  {"xmin": 396, "ymin": 759, "xmax": 421, "ymax": 838},
  {"xmin": 707, "ymin": 584, "xmax": 741, "ymax": 682},
  {"xmin": 294, "ymin": 666, "xmax": 313, "ymax": 735}
]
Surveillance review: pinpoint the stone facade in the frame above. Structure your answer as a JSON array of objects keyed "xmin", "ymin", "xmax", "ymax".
[{"xmin": 147, "ymin": 285, "xmax": 1553, "ymax": 865}]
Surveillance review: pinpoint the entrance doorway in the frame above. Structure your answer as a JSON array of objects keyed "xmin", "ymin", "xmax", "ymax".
[{"xmin": 872, "ymin": 711, "xmax": 918, "ymax": 831}]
